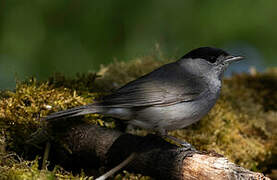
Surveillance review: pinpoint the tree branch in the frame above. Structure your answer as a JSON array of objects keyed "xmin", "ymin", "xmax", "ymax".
[{"xmin": 43, "ymin": 123, "xmax": 269, "ymax": 180}]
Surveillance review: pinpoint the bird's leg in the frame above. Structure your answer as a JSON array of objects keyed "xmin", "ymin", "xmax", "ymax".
[{"xmin": 158, "ymin": 130, "xmax": 195, "ymax": 150}]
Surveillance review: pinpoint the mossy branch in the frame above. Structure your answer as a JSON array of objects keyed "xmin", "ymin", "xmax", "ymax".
[{"xmin": 43, "ymin": 123, "xmax": 269, "ymax": 180}]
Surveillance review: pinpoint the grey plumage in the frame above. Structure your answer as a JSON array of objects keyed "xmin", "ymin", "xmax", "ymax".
[
  {"xmin": 101, "ymin": 62, "xmax": 205, "ymax": 107},
  {"xmin": 43, "ymin": 47, "xmax": 243, "ymax": 137}
]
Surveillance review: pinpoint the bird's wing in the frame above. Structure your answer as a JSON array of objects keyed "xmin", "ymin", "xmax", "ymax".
[{"xmin": 101, "ymin": 62, "xmax": 207, "ymax": 107}]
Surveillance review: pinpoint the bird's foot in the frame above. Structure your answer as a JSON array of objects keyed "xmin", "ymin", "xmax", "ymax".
[
  {"xmin": 159, "ymin": 132, "xmax": 195, "ymax": 151},
  {"xmin": 179, "ymin": 141, "xmax": 195, "ymax": 151}
]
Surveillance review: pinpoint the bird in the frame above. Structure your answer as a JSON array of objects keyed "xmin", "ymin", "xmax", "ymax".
[{"xmin": 43, "ymin": 47, "xmax": 243, "ymax": 148}]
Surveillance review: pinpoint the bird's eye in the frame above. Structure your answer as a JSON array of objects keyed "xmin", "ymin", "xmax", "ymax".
[{"xmin": 208, "ymin": 56, "xmax": 217, "ymax": 63}]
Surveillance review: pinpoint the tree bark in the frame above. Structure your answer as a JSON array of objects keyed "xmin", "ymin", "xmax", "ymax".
[{"xmin": 43, "ymin": 123, "xmax": 269, "ymax": 180}]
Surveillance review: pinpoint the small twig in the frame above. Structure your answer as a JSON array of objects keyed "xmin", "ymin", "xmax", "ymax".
[
  {"xmin": 42, "ymin": 141, "xmax": 51, "ymax": 170},
  {"xmin": 96, "ymin": 152, "xmax": 136, "ymax": 180}
]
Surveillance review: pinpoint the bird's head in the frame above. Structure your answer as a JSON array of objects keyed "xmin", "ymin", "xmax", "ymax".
[{"xmin": 180, "ymin": 47, "xmax": 244, "ymax": 79}]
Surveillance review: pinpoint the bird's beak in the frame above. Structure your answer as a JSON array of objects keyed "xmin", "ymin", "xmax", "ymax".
[{"xmin": 225, "ymin": 56, "xmax": 244, "ymax": 63}]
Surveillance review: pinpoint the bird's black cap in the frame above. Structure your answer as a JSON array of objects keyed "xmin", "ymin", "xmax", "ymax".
[{"xmin": 182, "ymin": 47, "xmax": 230, "ymax": 63}]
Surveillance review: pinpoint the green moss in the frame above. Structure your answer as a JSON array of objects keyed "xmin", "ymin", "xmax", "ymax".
[
  {"xmin": 0, "ymin": 153, "xmax": 92, "ymax": 180},
  {"xmin": 114, "ymin": 171, "xmax": 152, "ymax": 180},
  {"xmin": 0, "ymin": 78, "xmax": 102, "ymax": 152},
  {"xmin": 0, "ymin": 55, "xmax": 276, "ymax": 179}
]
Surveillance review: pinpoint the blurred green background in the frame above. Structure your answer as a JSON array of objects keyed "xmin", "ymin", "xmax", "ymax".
[{"xmin": 0, "ymin": 0, "xmax": 276, "ymax": 89}]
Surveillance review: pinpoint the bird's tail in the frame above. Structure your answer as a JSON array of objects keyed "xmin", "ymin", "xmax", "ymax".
[{"xmin": 42, "ymin": 104, "xmax": 102, "ymax": 122}]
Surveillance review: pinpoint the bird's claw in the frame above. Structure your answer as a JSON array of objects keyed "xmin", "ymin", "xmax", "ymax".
[{"xmin": 180, "ymin": 142, "xmax": 196, "ymax": 151}]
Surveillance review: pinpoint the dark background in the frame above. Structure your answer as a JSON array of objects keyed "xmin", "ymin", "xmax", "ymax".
[{"xmin": 0, "ymin": 0, "xmax": 276, "ymax": 89}]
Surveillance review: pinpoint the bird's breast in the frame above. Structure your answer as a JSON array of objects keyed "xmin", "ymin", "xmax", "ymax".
[{"xmin": 132, "ymin": 88, "xmax": 221, "ymax": 131}]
